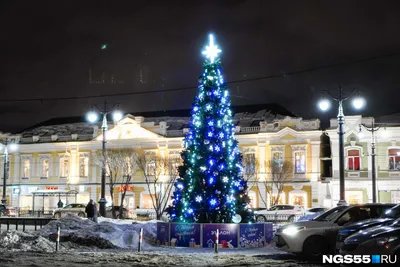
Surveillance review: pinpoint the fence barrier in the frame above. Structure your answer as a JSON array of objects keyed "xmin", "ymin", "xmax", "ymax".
[{"xmin": 0, "ymin": 217, "xmax": 56, "ymax": 233}]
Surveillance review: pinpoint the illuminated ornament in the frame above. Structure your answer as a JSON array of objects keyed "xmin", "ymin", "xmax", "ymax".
[
  {"xmin": 195, "ymin": 195, "xmax": 202, "ymax": 203},
  {"xmin": 209, "ymin": 159, "xmax": 214, "ymax": 166},
  {"xmin": 188, "ymin": 208, "xmax": 194, "ymax": 214},
  {"xmin": 209, "ymin": 177, "xmax": 214, "ymax": 184},
  {"xmin": 101, "ymin": 44, "xmax": 107, "ymax": 50},
  {"xmin": 215, "ymin": 146, "xmax": 220, "ymax": 152},
  {"xmin": 200, "ymin": 166, "xmax": 207, "ymax": 171},
  {"xmin": 209, "ymin": 145, "xmax": 213, "ymax": 151},
  {"xmin": 207, "ymin": 76, "xmax": 214, "ymax": 80},
  {"xmin": 193, "ymin": 106, "xmax": 199, "ymax": 112},
  {"xmin": 208, "ymin": 132, "xmax": 213, "ymax": 137},
  {"xmin": 234, "ymin": 181, "xmax": 240, "ymax": 187},
  {"xmin": 177, "ymin": 183, "xmax": 184, "ymax": 190},
  {"xmin": 210, "ymin": 198, "xmax": 217, "ymax": 206},
  {"xmin": 204, "ymin": 139, "xmax": 210, "ymax": 145},
  {"xmin": 202, "ymin": 34, "xmax": 221, "ymax": 63},
  {"xmin": 223, "ymin": 176, "xmax": 229, "ymax": 183},
  {"xmin": 208, "ymin": 121, "xmax": 214, "ymax": 126},
  {"xmin": 206, "ymin": 104, "xmax": 212, "ymax": 111},
  {"xmin": 219, "ymin": 132, "xmax": 224, "ymax": 138}
]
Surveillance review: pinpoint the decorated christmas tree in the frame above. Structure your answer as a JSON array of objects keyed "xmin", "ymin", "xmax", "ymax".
[{"xmin": 168, "ymin": 34, "xmax": 253, "ymax": 223}]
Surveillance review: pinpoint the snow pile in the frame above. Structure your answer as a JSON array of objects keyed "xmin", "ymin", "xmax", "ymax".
[
  {"xmin": 38, "ymin": 214, "xmax": 157, "ymax": 249},
  {"xmin": 0, "ymin": 231, "xmax": 55, "ymax": 252}
]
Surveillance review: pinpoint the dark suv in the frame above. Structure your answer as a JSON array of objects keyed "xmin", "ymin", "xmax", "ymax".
[{"xmin": 337, "ymin": 203, "xmax": 400, "ymax": 250}]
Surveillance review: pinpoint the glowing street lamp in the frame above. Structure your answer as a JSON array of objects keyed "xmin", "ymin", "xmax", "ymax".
[
  {"xmin": 86, "ymin": 101, "xmax": 123, "ymax": 217},
  {"xmin": 1, "ymin": 139, "xmax": 18, "ymax": 204},
  {"xmin": 318, "ymin": 86, "xmax": 365, "ymax": 205}
]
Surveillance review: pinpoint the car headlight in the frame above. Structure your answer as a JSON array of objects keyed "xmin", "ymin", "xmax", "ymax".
[
  {"xmin": 376, "ymin": 236, "xmax": 398, "ymax": 246},
  {"xmin": 282, "ymin": 226, "xmax": 306, "ymax": 236}
]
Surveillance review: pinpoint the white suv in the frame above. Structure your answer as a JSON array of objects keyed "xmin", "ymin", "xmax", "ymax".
[
  {"xmin": 273, "ymin": 203, "xmax": 394, "ymax": 254},
  {"xmin": 255, "ymin": 204, "xmax": 304, "ymax": 223}
]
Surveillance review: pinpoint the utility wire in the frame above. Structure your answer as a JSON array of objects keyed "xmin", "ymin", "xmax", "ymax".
[{"xmin": 1, "ymin": 51, "xmax": 399, "ymax": 103}]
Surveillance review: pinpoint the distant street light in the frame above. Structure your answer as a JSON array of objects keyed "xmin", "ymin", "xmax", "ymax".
[
  {"xmin": 318, "ymin": 86, "xmax": 365, "ymax": 205},
  {"xmin": 87, "ymin": 101, "xmax": 123, "ymax": 217},
  {"xmin": 1, "ymin": 139, "xmax": 18, "ymax": 204}
]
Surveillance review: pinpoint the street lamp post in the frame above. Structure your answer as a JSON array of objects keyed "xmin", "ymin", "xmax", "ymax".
[
  {"xmin": 318, "ymin": 86, "xmax": 365, "ymax": 205},
  {"xmin": 358, "ymin": 119, "xmax": 379, "ymax": 203},
  {"xmin": 87, "ymin": 101, "xmax": 123, "ymax": 217},
  {"xmin": 1, "ymin": 140, "xmax": 18, "ymax": 204}
]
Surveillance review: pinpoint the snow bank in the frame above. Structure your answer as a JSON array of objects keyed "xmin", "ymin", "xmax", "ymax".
[
  {"xmin": 37, "ymin": 214, "xmax": 158, "ymax": 250},
  {"xmin": 0, "ymin": 231, "xmax": 55, "ymax": 252}
]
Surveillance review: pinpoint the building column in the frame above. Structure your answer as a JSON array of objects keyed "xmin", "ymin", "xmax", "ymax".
[{"xmin": 310, "ymin": 141, "xmax": 320, "ymax": 181}]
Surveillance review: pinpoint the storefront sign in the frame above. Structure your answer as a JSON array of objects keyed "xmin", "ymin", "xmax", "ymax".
[
  {"xmin": 156, "ymin": 222, "xmax": 170, "ymax": 246},
  {"xmin": 13, "ymin": 188, "xmax": 20, "ymax": 194},
  {"xmin": 170, "ymin": 223, "xmax": 201, "ymax": 248},
  {"xmin": 118, "ymin": 185, "xmax": 134, "ymax": 192},
  {"xmin": 202, "ymin": 224, "xmax": 238, "ymax": 248},
  {"xmin": 45, "ymin": 186, "xmax": 59, "ymax": 190},
  {"xmin": 239, "ymin": 223, "xmax": 265, "ymax": 248}
]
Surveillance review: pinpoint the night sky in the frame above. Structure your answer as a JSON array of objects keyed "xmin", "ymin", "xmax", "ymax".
[{"xmin": 1, "ymin": 0, "xmax": 400, "ymax": 133}]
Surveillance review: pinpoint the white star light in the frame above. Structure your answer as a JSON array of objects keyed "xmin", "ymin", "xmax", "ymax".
[{"xmin": 202, "ymin": 34, "xmax": 221, "ymax": 63}]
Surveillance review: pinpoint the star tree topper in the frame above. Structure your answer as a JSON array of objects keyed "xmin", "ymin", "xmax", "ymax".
[{"xmin": 202, "ymin": 34, "xmax": 221, "ymax": 63}]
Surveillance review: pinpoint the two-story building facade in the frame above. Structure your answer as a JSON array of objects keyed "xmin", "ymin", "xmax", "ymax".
[
  {"xmin": 0, "ymin": 105, "xmax": 328, "ymax": 212},
  {"xmin": 324, "ymin": 115, "xmax": 400, "ymax": 206}
]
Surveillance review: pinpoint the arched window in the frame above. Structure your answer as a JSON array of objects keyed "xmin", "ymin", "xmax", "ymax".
[
  {"xmin": 388, "ymin": 148, "xmax": 400, "ymax": 170},
  {"xmin": 347, "ymin": 149, "xmax": 360, "ymax": 171}
]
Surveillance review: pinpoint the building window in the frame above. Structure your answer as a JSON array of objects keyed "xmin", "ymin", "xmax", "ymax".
[
  {"xmin": 168, "ymin": 156, "xmax": 181, "ymax": 176},
  {"xmin": 146, "ymin": 160, "xmax": 156, "ymax": 176},
  {"xmin": 294, "ymin": 151, "xmax": 306, "ymax": 173},
  {"xmin": 388, "ymin": 148, "xmax": 400, "ymax": 171},
  {"xmin": 23, "ymin": 159, "xmax": 31, "ymax": 178},
  {"xmin": 347, "ymin": 149, "xmax": 360, "ymax": 171},
  {"xmin": 243, "ymin": 153, "xmax": 256, "ymax": 176},
  {"xmin": 141, "ymin": 193, "xmax": 155, "ymax": 209},
  {"xmin": 60, "ymin": 157, "xmax": 69, "ymax": 177},
  {"xmin": 272, "ymin": 151, "xmax": 283, "ymax": 168},
  {"xmin": 41, "ymin": 159, "xmax": 49, "ymax": 178},
  {"xmin": 79, "ymin": 157, "xmax": 89, "ymax": 177}
]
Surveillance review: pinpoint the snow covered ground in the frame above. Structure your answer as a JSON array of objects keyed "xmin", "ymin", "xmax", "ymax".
[{"xmin": 0, "ymin": 215, "xmax": 327, "ymax": 266}]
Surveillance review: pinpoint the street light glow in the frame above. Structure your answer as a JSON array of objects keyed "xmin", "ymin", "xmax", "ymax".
[
  {"xmin": 357, "ymin": 131, "xmax": 364, "ymax": 139},
  {"xmin": 318, "ymin": 99, "xmax": 330, "ymax": 111},
  {"xmin": 8, "ymin": 143, "xmax": 18, "ymax": 151},
  {"xmin": 87, "ymin": 111, "xmax": 98, "ymax": 123},
  {"xmin": 112, "ymin": 110, "xmax": 123, "ymax": 122},
  {"xmin": 352, "ymin": 97, "xmax": 365, "ymax": 109}
]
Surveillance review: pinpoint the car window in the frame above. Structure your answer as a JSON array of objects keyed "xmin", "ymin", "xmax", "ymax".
[
  {"xmin": 64, "ymin": 204, "xmax": 73, "ymax": 209},
  {"xmin": 77, "ymin": 204, "xmax": 85, "ymax": 208},
  {"xmin": 270, "ymin": 206, "xmax": 279, "ymax": 211},
  {"xmin": 284, "ymin": 205, "xmax": 294, "ymax": 210},
  {"xmin": 381, "ymin": 204, "xmax": 400, "ymax": 219},
  {"xmin": 314, "ymin": 206, "xmax": 348, "ymax": 221},
  {"xmin": 336, "ymin": 207, "xmax": 373, "ymax": 226}
]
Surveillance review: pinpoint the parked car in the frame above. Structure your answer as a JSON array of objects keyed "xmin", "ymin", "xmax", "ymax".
[
  {"xmin": 303, "ymin": 207, "xmax": 329, "ymax": 215},
  {"xmin": 336, "ymin": 203, "xmax": 400, "ymax": 250},
  {"xmin": 106, "ymin": 206, "xmax": 136, "ymax": 219},
  {"xmin": 0, "ymin": 204, "xmax": 18, "ymax": 217},
  {"xmin": 340, "ymin": 217, "xmax": 400, "ymax": 257},
  {"xmin": 274, "ymin": 203, "xmax": 394, "ymax": 254},
  {"xmin": 255, "ymin": 205, "xmax": 304, "ymax": 222},
  {"xmin": 53, "ymin": 203, "xmax": 87, "ymax": 218},
  {"xmin": 297, "ymin": 207, "xmax": 329, "ymax": 222}
]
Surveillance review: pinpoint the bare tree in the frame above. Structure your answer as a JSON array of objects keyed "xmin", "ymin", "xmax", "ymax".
[
  {"xmin": 260, "ymin": 160, "xmax": 292, "ymax": 207},
  {"xmin": 118, "ymin": 149, "xmax": 139, "ymax": 219},
  {"xmin": 94, "ymin": 148, "xmax": 138, "ymax": 219},
  {"xmin": 135, "ymin": 150, "xmax": 181, "ymax": 220}
]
